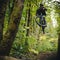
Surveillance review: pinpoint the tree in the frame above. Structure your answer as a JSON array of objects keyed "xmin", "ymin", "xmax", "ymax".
[
  {"xmin": 55, "ymin": 1, "xmax": 60, "ymax": 59},
  {"xmin": 0, "ymin": 0, "xmax": 24, "ymax": 56},
  {"xmin": 53, "ymin": 1, "xmax": 60, "ymax": 59},
  {"xmin": 0, "ymin": 0, "xmax": 9, "ymax": 42},
  {"xmin": 24, "ymin": 1, "xmax": 31, "ymax": 53}
]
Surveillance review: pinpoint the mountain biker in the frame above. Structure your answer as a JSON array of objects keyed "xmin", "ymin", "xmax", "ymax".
[{"xmin": 36, "ymin": 4, "xmax": 47, "ymax": 27}]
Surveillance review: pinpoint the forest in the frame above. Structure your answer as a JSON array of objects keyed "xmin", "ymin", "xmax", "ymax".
[{"xmin": 0, "ymin": 0, "xmax": 60, "ymax": 60}]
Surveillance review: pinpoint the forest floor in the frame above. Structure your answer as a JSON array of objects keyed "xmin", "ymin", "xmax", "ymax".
[
  {"xmin": 18, "ymin": 51, "xmax": 57, "ymax": 60},
  {"xmin": 0, "ymin": 51, "xmax": 57, "ymax": 60},
  {"xmin": 35, "ymin": 51, "xmax": 57, "ymax": 60}
]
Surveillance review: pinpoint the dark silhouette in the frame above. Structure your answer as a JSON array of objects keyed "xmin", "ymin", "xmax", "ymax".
[{"xmin": 36, "ymin": 4, "xmax": 47, "ymax": 34}]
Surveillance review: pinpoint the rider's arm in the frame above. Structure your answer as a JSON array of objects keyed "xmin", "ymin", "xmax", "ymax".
[
  {"xmin": 43, "ymin": 7, "xmax": 47, "ymax": 11},
  {"xmin": 45, "ymin": 8, "xmax": 47, "ymax": 11}
]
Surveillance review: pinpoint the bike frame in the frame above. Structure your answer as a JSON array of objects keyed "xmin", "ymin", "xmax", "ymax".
[{"xmin": 36, "ymin": 14, "xmax": 46, "ymax": 34}]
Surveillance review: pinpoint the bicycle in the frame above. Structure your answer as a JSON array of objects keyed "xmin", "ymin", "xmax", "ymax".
[{"xmin": 35, "ymin": 15, "xmax": 47, "ymax": 34}]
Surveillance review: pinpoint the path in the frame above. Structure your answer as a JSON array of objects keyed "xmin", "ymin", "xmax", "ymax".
[{"xmin": 36, "ymin": 51, "xmax": 57, "ymax": 60}]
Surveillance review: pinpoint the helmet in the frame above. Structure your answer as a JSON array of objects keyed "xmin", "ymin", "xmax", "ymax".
[{"xmin": 40, "ymin": 4, "xmax": 43, "ymax": 6}]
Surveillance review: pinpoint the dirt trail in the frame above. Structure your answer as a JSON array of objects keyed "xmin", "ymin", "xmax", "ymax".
[{"xmin": 36, "ymin": 52, "xmax": 57, "ymax": 60}]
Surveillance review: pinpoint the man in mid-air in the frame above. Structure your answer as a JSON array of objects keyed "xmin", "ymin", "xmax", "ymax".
[{"xmin": 36, "ymin": 4, "xmax": 47, "ymax": 34}]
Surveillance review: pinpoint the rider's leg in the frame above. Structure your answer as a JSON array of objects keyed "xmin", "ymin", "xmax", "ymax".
[{"xmin": 42, "ymin": 26, "xmax": 45, "ymax": 34}]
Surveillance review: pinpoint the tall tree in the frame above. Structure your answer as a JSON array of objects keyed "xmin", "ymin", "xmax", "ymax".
[
  {"xmin": 0, "ymin": 0, "xmax": 24, "ymax": 56},
  {"xmin": 53, "ymin": 1, "xmax": 60, "ymax": 59},
  {"xmin": 8, "ymin": 0, "xmax": 15, "ymax": 24},
  {"xmin": 0, "ymin": 0, "xmax": 9, "ymax": 42},
  {"xmin": 24, "ymin": 1, "xmax": 31, "ymax": 53},
  {"xmin": 26, "ymin": 3, "xmax": 31, "ymax": 36},
  {"xmin": 55, "ymin": 1, "xmax": 60, "ymax": 59}
]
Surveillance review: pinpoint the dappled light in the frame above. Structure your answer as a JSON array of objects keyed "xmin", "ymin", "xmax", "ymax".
[{"xmin": 0, "ymin": 0, "xmax": 60, "ymax": 60}]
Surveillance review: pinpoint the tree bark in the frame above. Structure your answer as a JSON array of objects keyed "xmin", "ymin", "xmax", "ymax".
[
  {"xmin": 57, "ymin": 33, "xmax": 60, "ymax": 60},
  {"xmin": 26, "ymin": 3, "xmax": 31, "ymax": 36},
  {"xmin": 0, "ymin": 0, "xmax": 9, "ymax": 42},
  {"xmin": 24, "ymin": 2, "xmax": 31, "ymax": 53},
  {"xmin": 0, "ymin": 0, "xmax": 24, "ymax": 56},
  {"xmin": 8, "ymin": 0, "xmax": 15, "ymax": 24}
]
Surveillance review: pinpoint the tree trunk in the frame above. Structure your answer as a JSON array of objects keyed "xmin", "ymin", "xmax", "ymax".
[
  {"xmin": 0, "ymin": 0, "xmax": 9, "ymax": 42},
  {"xmin": 57, "ymin": 33, "xmax": 60, "ymax": 60},
  {"xmin": 8, "ymin": 0, "xmax": 15, "ymax": 24},
  {"xmin": 24, "ymin": 2, "xmax": 31, "ymax": 53},
  {"xmin": 0, "ymin": 0, "xmax": 24, "ymax": 56},
  {"xmin": 26, "ymin": 3, "xmax": 31, "ymax": 36}
]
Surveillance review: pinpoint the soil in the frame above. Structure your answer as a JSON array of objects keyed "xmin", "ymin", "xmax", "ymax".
[{"xmin": 35, "ymin": 51, "xmax": 57, "ymax": 60}]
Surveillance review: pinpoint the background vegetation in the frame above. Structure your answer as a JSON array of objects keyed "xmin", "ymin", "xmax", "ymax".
[{"xmin": 0, "ymin": 0, "xmax": 60, "ymax": 60}]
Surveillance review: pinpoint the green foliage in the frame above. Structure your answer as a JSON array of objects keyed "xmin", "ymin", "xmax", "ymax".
[
  {"xmin": 3, "ymin": 0, "xmax": 58, "ymax": 58},
  {"xmin": 36, "ymin": 37, "xmax": 57, "ymax": 52}
]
